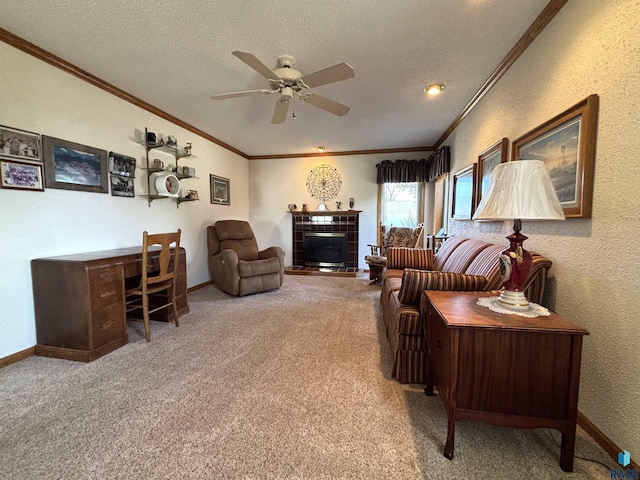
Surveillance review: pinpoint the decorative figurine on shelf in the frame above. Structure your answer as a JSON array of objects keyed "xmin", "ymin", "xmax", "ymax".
[
  {"xmin": 184, "ymin": 142, "xmax": 192, "ymax": 155},
  {"xmin": 166, "ymin": 163, "xmax": 176, "ymax": 172},
  {"xmin": 165, "ymin": 135, "xmax": 177, "ymax": 148},
  {"xmin": 349, "ymin": 197, "xmax": 355, "ymax": 210},
  {"xmin": 187, "ymin": 189, "xmax": 199, "ymax": 200},
  {"xmin": 288, "ymin": 203, "xmax": 297, "ymax": 212},
  {"xmin": 302, "ymin": 203, "xmax": 308, "ymax": 213},
  {"xmin": 336, "ymin": 201, "xmax": 342, "ymax": 210}
]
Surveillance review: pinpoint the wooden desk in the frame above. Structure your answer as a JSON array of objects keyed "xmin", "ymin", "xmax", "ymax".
[
  {"xmin": 31, "ymin": 247, "xmax": 189, "ymax": 362},
  {"xmin": 424, "ymin": 291, "xmax": 588, "ymax": 472}
]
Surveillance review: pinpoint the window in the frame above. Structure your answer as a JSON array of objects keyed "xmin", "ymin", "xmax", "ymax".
[{"xmin": 380, "ymin": 182, "xmax": 424, "ymax": 228}]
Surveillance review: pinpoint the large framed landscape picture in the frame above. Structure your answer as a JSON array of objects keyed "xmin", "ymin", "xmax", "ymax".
[
  {"xmin": 476, "ymin": 138, "xmax": 508, "ymax": 208},
  {"xmin": 42, "ymin": 136, "xmax": 108, "ymax": 193},
  {"xmin": 512, "ymin": 95, "xmax": 598, "ymax": 218},
  {"xmin": 452, "ymin": 164, "xmax": 476, "ymax": 220}
]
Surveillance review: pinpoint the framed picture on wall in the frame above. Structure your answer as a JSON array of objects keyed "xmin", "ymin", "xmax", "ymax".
[
  {"xmin": 512, "ymin": 94, "xmax": 598, "ymax": 218},
  {"xmin": 0, "ymin": 159, "xmax": 44, "ymax": 191},
  {"xmin": 0, "ymin": 125, "xmax": 41, "ymax": 162},
  {"xmin": 108, "ymin": 151, "xmax": 136, "ymax": 177},
  {"xmin": 476, "ymin": 138, "xmax": 508, "ymax": 208},
  {"xmin": 110, "ymin": 174, "xmax": 135, "ymax": 197},
  {"xmin": 42, "ymin": 136, "xmax": 108, "ymax": 193},
  {"xmin": 210, "ymin": 174, "xmax": 230, "ymax": 205},
  {"xmin": 451, "ymin": 164, "xmax": 477, "ymax": 220}
]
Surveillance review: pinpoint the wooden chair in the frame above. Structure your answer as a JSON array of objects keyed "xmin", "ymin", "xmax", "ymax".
[
  {"xmin": 126, "ymin": 230, "xmax": 181, "ymax": 342},
  {"xmin": 364, "ymin": 224, "xmax": 423, "ymax": 285}
]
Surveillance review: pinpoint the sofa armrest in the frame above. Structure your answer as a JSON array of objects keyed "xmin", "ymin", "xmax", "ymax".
[
  {"xmin": 398, "ymin": 269, "xmax": 489, "ymax": 305},
  {"xmin": 210, "ymin": 249, "xmax": 241, "ymax": 295},
  {"xmin": 523, "ymin": 253, "xmax": 553, "ymax": 304},
  {"xmin": 259, "ymin": 246, "xmax": 285, "ymax": 285},
  {"xmin": 259, "ymin": 246, "xmax": 284, "ymax": 261},
  {"xmin": 386, "ymin": 247, "xmax": 433, "ymax": 270}
]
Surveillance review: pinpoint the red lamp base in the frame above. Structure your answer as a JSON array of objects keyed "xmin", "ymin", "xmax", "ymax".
[
  {"xmin": 498, "ymin": 227, "xmax": 533, "ymax": 310},
  {"xmin": 498, "ymin": 289, "xmax": 530, "ymax": 310}
]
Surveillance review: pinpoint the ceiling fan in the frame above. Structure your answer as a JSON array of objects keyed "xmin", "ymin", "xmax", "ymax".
[{"xmin": 211, "ymin": 51, "xmax": 355, "ymax": 124}]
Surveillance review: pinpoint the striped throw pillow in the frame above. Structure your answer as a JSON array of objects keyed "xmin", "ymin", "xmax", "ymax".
[
  {"xmin": 398, "ymin": 269, "xmax": 489, "ymax": 305},
  {"xmin": 387, "ymin": 247, "xmax": 433, "ymax": 270}
]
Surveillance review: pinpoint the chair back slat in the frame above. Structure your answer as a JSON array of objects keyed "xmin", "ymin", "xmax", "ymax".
[{"xmin": 141, "ymin": 230, "xmax": 181, "ymax": 290}]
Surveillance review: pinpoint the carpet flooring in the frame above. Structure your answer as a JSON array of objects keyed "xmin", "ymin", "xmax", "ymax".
[{"xmin": 0, "ymin": 274, "xmax": 613, "ymax": 479}]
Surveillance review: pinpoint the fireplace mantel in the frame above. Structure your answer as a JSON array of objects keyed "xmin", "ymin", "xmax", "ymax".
[
  {"xmin": 290, "ymin": 211, "xmax": 360, "ymax": 268},
  {"xmin": 289, "ymin": 210, "xmax": 362, "ymax": 216}
]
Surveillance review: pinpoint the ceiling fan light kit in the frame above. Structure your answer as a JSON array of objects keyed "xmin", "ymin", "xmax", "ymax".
[{"xmin": 212, "ymin": 51, "xmax": 355, "ymax": 124}]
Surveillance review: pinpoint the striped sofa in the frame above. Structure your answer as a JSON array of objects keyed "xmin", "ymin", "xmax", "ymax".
[{"xmin": 380, "ymin": 237, "xmax": 552, "ymax": 384}]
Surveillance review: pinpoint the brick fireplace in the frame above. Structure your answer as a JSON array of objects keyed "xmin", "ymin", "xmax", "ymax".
[{"xmin": 290, "ymin": 211, "xmax": 360, "ymax": 268}]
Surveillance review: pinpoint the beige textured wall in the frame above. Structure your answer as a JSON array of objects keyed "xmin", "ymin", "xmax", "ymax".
[{"xmin": 444, "ymin": 0, "xmax": 640, "ymax": 455}]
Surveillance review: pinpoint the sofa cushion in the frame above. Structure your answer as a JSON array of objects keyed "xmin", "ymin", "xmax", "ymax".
[
  {"xmin": 238, "ymin": 257, "xmax": 280, "ymax": 278},
  {"xmin": 387, "ymin": 247, "xmax": 433, "ymax": 270},
  {"xmin": 464, "ymin": 243, "xmax": 505, "ymax": 290},
  {"xmin": 398, "ymin": 268, "xmax": 489, "ymax": 304},
  {"xmin": 431, "ymin": 236, "xmax": 469, "ymax": 271},
  {"xmin": 364, "ymin": 255, "xmax": 387, "ymax": 266},
  {"xmin": 439, "ymin": 239, "xmax": 491, "ymax": 273}
]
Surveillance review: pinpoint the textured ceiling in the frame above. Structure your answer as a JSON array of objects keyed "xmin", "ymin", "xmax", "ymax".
[{"xmin": 1, "ymin": 0, "xmax": 552, "ymax": 157}]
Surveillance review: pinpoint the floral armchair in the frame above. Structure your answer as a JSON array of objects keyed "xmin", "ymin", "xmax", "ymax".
[{"xmin": 364, "ymin": 224, "xmax": 423, "ymax": 284}]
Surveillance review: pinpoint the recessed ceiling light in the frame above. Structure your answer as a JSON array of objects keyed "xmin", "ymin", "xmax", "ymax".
[
  {"xmin": 316, "ymin": 146, "xmax": 327, "ymax": 152},
  {"xmin": 425, "ymin": 84, "xmax": 445, "ymax": 96}
]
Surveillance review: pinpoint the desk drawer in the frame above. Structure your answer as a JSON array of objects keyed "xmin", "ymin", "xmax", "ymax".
[
  {"xmin": 91, "ymin": 301, "xmax": 125, "ymax": 348},
  {"xmin": 89, "ymin": 266, "xmax": 124, "ymax": 309}
]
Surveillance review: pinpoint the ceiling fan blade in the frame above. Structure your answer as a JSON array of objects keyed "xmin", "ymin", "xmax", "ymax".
[
  {"xmin": 232, "ymin": 51, "xmax": 280, "ymax": 80},
  {"xmin": 299, "ymin": 63, "xmax": 355, "ymax": 89},
  {"xmin": 271, "ymin": 99, "xmax": 290, "ymax": 124},
  {"xmin": 301, "ymin": 93, "xmax": 350, "ymax": 116},
  {"xmin": 211, "ymin": 89, "xmax": 276, "ymax": 100}
]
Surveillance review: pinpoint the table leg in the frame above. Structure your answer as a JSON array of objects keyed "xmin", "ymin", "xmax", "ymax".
[
  {"xmin": 425, "ymin": 367, "xmax": 434, "ymax": 396},
  {"xmin": 444, "ymin": 416, "xmax": 455, "ymax": 460},
  {"xmin": 560, "ymin": 427, "xmax": 576, "ymax": 472}
]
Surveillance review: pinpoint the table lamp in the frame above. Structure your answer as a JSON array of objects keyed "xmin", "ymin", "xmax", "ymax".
[{"xmin": 472, "ymin": 160, "xmax": 565, "ymax": 310}]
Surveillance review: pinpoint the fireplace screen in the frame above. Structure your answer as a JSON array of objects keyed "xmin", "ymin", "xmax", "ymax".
[{"xmin": 303, "ymin": 232, "xmax": 347, "ymax": 267}]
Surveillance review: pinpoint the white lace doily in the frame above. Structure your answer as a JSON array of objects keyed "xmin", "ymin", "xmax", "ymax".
[{"xmin": 477, "ymin": 297, "xmax": 550, "ymax": 318}]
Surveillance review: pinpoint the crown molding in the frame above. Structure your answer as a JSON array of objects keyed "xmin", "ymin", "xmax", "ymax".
[
  {"xmin": 434, "ymin": 0, "xmax": 569, "ymax": 148},
  {"xmin": 247, "ymin": 145, "xmax": 433, "ymax": 160}
]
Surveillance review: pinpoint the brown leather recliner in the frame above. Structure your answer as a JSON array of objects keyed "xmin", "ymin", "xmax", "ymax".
[{"xmin": 207, "ymin": 220, "xmax": 284, "ymax": 296}]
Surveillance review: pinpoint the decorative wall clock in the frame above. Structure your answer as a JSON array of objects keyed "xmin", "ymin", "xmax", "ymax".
[{"xmin": 306, "ymin": 164, "xmax": 342, "ymax": 210}]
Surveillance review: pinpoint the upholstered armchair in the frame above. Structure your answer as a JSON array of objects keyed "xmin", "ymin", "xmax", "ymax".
[
  {"xmin": 207, "ymin": 220, "xmax": 285, "ymax": 296},
  {"xmin": 364, "ymin": 224, "xmax": 423, "ymax": 284}
]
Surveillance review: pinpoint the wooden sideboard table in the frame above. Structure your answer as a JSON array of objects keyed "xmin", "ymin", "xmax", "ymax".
[
  {"xmin": 32, "ymin": 246, "xmax": 189, "ymax": 362},
  {"xmin": 423, "ymin": 290, "xmax": 589, "ymax": 472}
]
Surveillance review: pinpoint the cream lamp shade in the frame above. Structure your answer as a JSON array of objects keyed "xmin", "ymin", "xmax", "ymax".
[
  {"xmin": 473, "ymin": 160, "xmax": 565, "ymax": 221},
  {"xmin": 473, "ymin": 160, "xmax": 564, "ymax": 310}
]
